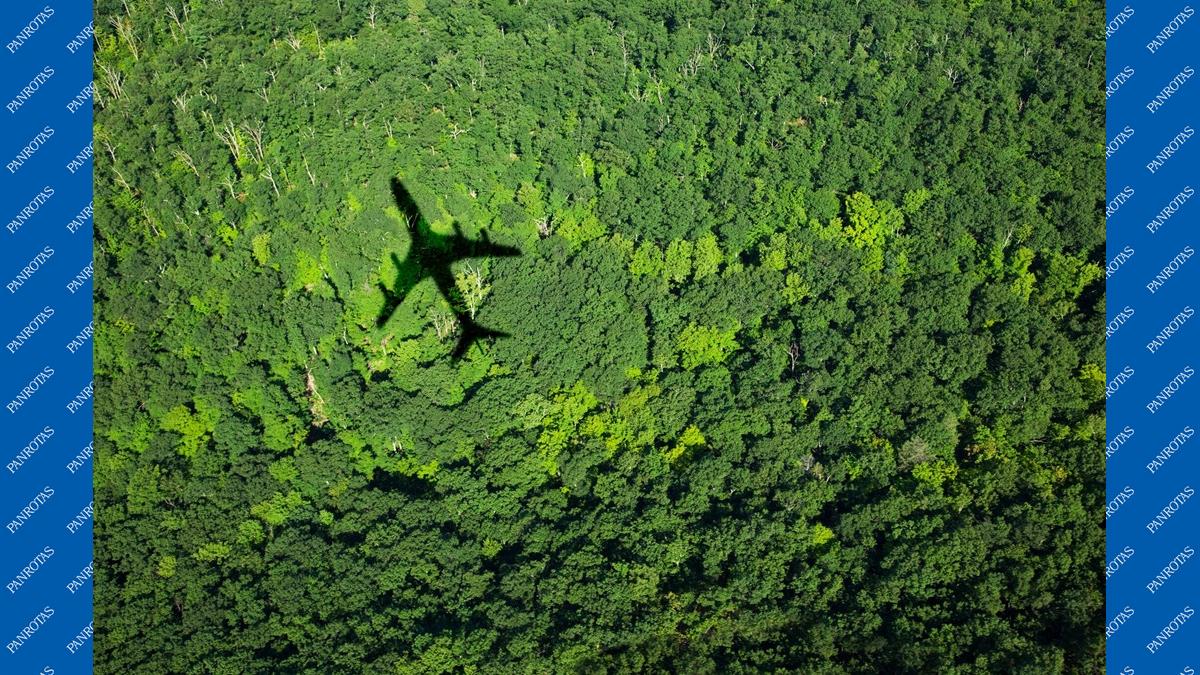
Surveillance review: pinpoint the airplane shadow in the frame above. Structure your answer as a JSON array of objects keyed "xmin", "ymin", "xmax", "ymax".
[{"xmin": 376, "ymin": 177, "xmax": 520, "ymax": 359}]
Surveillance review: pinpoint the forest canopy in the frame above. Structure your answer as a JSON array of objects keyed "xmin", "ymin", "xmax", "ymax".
[{"xmin": 93, "ymin": 0, "xmax": 1105, "ymax": 672}]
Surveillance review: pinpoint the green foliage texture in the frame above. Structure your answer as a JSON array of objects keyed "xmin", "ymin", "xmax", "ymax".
[{"xmin": 94, "ymin": 0, "xmax": 1104, "ymax": 672}]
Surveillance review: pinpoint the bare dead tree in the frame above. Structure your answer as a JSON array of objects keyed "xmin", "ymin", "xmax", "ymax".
[
  {"xmin": 261, "ymin": 166, "xmax": 280, "ymax": 197},
  {"xmin": 166, "ymin": 5, "xmax": 184, "ymax": 41},
  {"xmin": 141, "ymin": 204, "xmax": 162, "ymax": 237},
  {"xmin": 787, "ymin": 342, "xmax": 800, "ymax": 372},
  {"xmin": 454, "ymin": 262, "xmax": 490, "ymax": 319},
  {"xmin": 681, "ymin": 45, "xmax": 705, "ymax": 77},
  {"xmin": 367, "ymin": 4, "xmax": 378, "ymax": 28},
  {"xmin": 432, "ymin": 311, "xmax": 459, "ymax": 341},
  {"xmin": 97, "ymin": 61, "xmax": 125, "ymax": 101},
  {"xmin": 649, "ymin": 72, "xmax": 664, "ymax": 105},
  {"xmin": 302, "ymin": 155, "xmax": 316, "ymax": 185},
  {"xmin": 173, "ymin": 149, "xmax": 200, "ymax": 177},
  {"xmin": 110, "ymin": 15, "xmax": 140, "ymax": 60},
  {"xmin": 241, "ymin": 121, "xmax": 266, "ymax": 162},
  {"xmin": 305, "ymin": 366, "xmax": 329, "ymax": 427},
  {"xmin": 706, "ymin": 32, "xmax": 722, "ymax": 58},
  {"xmin": 215, "ymin": 120, "xmax": 243, "ymax": 163},
  {"xmin": 628, "ymin": 80, "xmax": 645, "ymax": 102},
  {"xmin": 112, "ymin": 165, "xmax": 134, "ymax": 196}
]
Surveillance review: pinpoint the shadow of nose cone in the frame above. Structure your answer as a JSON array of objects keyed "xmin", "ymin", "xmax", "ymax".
[{"xmin": 390, "ymin": 177, "xmax": 422, "ymax": 225}]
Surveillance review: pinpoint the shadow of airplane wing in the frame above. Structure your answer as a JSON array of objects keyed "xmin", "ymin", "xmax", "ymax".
[
  {"xmin": 475, "ymin": 229, "xmax": 521, "ymax": 258},
  {"xmin": 425, "ymin": 254, "xmax": 508, "ymax": 358}
]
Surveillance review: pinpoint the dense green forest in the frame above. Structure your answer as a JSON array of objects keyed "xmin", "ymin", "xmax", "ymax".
[{"xmin": 93, "ymin": 0, "xmax": 1105, "ymax": 672}]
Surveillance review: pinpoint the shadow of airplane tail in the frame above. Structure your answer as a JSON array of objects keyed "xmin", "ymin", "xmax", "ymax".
[{"xmin": 453, "ymin": 317, "xmax": 509, "ymax": 359}]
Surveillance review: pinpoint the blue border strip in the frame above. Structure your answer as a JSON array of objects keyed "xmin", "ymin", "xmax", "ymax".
[
  {"xmin": 0, "ymin": 2, "xmax": 93, "ymax": 672},
  {"xmin": 1106, "ymin": 2, "xmax": 1200, "ymax": 672},
  {"xmin": 0, "ymin": 2, "xmax": 1177, "ymax": 671}
]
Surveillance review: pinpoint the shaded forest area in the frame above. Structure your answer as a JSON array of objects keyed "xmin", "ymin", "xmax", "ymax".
[{"xmin": 93, "ymin": 0, "xmax": 1105, "ymax": 672}]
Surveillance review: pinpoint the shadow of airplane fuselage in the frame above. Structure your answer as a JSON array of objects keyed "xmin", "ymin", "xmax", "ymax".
[{"xmin": 376, "ymin": 178, "xmax": 520, "ymax": 358}]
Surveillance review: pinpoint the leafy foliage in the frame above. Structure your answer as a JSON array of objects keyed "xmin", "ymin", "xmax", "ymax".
[{"xmin": 94, "ymin": 0, "xmax": 1104, "ymax": 672}]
